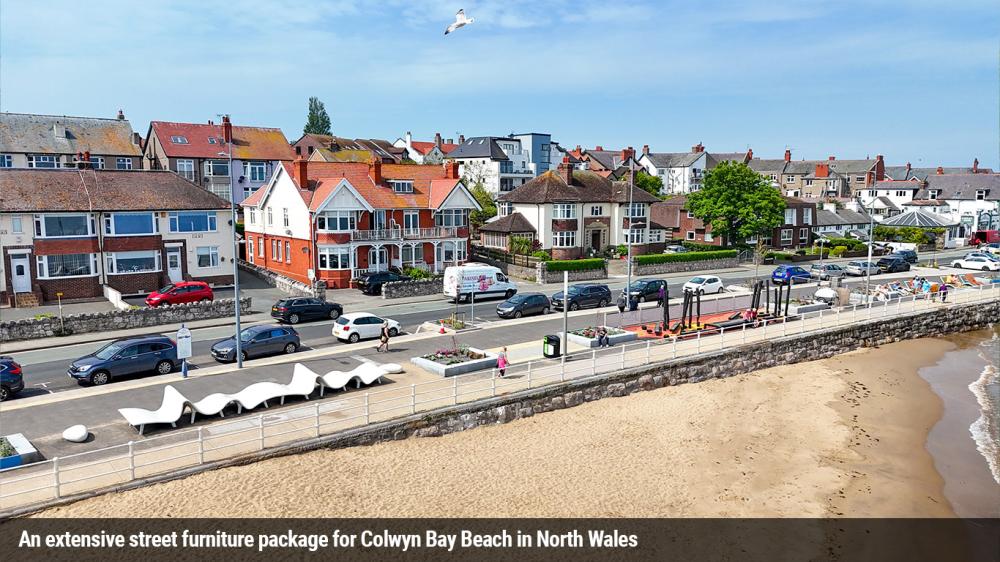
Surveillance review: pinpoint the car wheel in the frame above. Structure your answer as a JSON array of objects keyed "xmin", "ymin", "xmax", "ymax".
[
  {"xmin": 697, "ymin": 289, "xmax": 704, "ymax": 296},
  {"xmin": 388, "ymin": 327, "xmax": 399, "ymax": 337},
  {"xmin": 348, "ymin": 332, "xmax": 360, "ymax": 343},
  {"xmin": 240, "ymin": 351, "xmax": 248, "ymax": 363},
  {"xmin": 329, "ymin": 308, "xmax": 341, "ymax": 320},
  {"xmin": 0, "ymin": 385, "xmax": 9, "ymax": 402},
  {"xmin": 288, "ymin": 313, "xmax": 300, "ymax": 324},
  {"xmin": 90, "ymin": 371, "xmax": 111, "ymax": 386},
  {"xmin": 984, "ymin": 266, "xmax": 991, "ymax": 271},
  {"xmin": 639, "ymin": 295, "xmax": 646, "ymax": 302},
  {"xmin": 155, "ymin": 360, "xmax": 173, "ymax": 375},
  {"xmin": 514, "ymin": 310, "xmax": 522, "ymax": 318},
  {"xmin": 570, "ymin": 302, "xmax": 580, "ymax": 311},
  {"xmin": 717, "ymin": 287, "xmax": 725, "ymax": 294},
  {"xmin": 598, "ymin": 299, "xmax": 608, "ymax": 308},
  {"xmin": 284, "ymin": 342, "xmax": 298, "ymax": 354},
  {"xmin": 505, "ymin": 289, "xmax": 515, "ymax": 299},
  {"xmin": 542, "ymin": 306, "xmax": 549, "ymax": 315}
]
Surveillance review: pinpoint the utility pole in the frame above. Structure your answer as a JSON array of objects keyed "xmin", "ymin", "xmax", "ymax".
[
  {"xmin": 219, "ymin": 114, "xmax": 243, "ymax": 368},
  {"xmin": 626, "ymin": 158, "xmax": 635, "ymax": 298}
]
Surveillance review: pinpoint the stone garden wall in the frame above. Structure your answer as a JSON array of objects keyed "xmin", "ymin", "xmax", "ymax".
[
  {"xmin": 633, "ymin": 257, "xmax": 739, "ymax": 276},
  {"xmin": 537, "ymin": 262, "xmax": 608, "ymax": 284},
  {"xmin": 382, "ymin": 278, "xmax": 444, "ymax": 300},
  {"xmin": 0, "ymin": 298, "xmax": 252, "ymax": 342}
]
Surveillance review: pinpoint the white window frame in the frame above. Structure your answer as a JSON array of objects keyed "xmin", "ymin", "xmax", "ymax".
[
  {"xmin": 799, "ymin": 228, "xmax": 809, "ymax": 240},
  {"xmin": 805, "ymin": 179, "xmax": 813, "ymax": 186},
  {"xmin": 624, "ymin": 203, "xmax": 647, "ymax": 218},
  {"xmin": 33, "ymin": 213, "xmax": 94, "ymax": 238},
  {"xmin": 285, "ymin": 241, "xmax": 291, "ymax": 263},
  {"xmin": 856, "ymin": 176, "xmax": 865, "ymax": 183},
  {"xmin": 402, "ymin": 244, "xmax": 424, "ymax": 264},
  {"xmin": 434, "ymin": 209, "xmax": 466, "ymax": 227},
  {"xmin": 686, "ymin": 231, "xmax": 696, "ymax": 240},
  {"xmin": 624, "ymin": 228, "xmax": 645, "ymax": 245},
  {"xmin": 248, "ymin": 208, "xmax": 256, "ymax": 225},
  {"xmin": 318, "ymin": 246, "xmax": 352, "ymax": 270},
  {"xmin": 204, "ymin": 160, "xmax": 230, "ymax": 177},
  {"xmin": 246, "ymin": 161, "xmax": 267, "ymax": 182},
  {"xmin": 176, "ymin": 159, "xmax": 195, "ymax": 181},
  {"xmin": 258, "ymin": 236, "xmax": 264, "ymax": 258},
  {"xmin": 36, "ymin": 253, "xmax": 98, "ymax": 279},
  {"xmin": 196, "ymin": 246, "xmax": 220, "ymax": 268},
  {"xmin": 317, "ymin": 211, "xmax": 357, "ymax": 232},
  {"xmin": 649, "ymin": 229, "xmax": 663, "ymax": 243},
  {"xmin": 104, "ymin": 212, "xmax": 157, "ymax": 236},
  {"xmin": 928, "ymin": 190, "xmax": 939, "ymax": 200},
  {"xmin": 247, "ymin": 238, "xmax": 254, "ymax": 263},
  {"xmin": 283, "ymin": 208, "xmax": 289, "ymax": 227},
  {"xmin": 803, "ymin": 208, "xmax": 813, "ymax": 225},
  {"xmin": 590, "ymin": 205, "xmax": 603, "ymax": 216},
  {"xmin": 170, "ymin": 135, "xmax": 189, "ymax": 144},
  {"xmin": 88, "ymin": 156, "xmax": 105, "ymax": 169},
  {"xmin": 403, "ymin": 210, "xmax": 420, "ymax": 234},
  {"xmin": 780, "ymin": 229, "xmax": 793, "ymax": 242},
  {"xmin": 0, "ymin": 154, "xmax": 11, "ymax": 168},
  {"xmin": 106, "ymin": 250, "xmax": 162, "ymax": 275},
  {"xmin": 267, "ymin": 207, "xmax": 273, "ymax": 225},
  {"xmin": 704, "ymin": 232, "xmax": 714, "ymax": 242},
  {"xmin": 976, "ymin": 190, "xmax": 986, "ymax": 201},
  {"xmin": 686, "ymin": 210, "xmax": 695, "ymax": 219},
  {"xmin": 389, "ymin": 180, "xmax": 414, "ymax": 193},
  {"xmin": 784, "ymin": 208, "xmax": 796, "ymax": 225},
  {"xmin": 552, "ymin": 231, "xmax": 577, "ymax": 248},
  {"xmin": 784, "ymin": 175, "xmax": 795, "ymax": 183},
  {"xmin": 168, "ymin": 211, "xmax": 217, "ymax": 233},
  {"xmin": 115, "ymin": 157, "xmax": 133, "ymax": 170},
  {"xmin": 498, "ymin": 202, "xmax": 512, "ymax": 217},
  {"xmin": 28, "ymin": 154, "xmax": 57, "ymax": 168},
  {"xmin": 552, "ymin": 203, "xmax": 576, "ymax": 219},
  {"xmin": 11, "ymin": 215, "xmax": 23, "ymax": 234}
]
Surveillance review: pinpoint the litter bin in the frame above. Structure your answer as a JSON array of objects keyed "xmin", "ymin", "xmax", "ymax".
[{"xmin": 542, "ymin": 334, "xmax": 561, "ymax": 358}]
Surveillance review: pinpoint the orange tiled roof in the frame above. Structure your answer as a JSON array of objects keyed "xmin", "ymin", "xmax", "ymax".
[
  {"xmin": 299, "ymin": 162, "xmax": 463, "ymax": 211},
  {"xmin": 151, "ymin": 121, "xmax": 295, "ymax": 161},
  {"xmin": 411, "ymin": 140, "xmax": 459, "ymax": 156}
]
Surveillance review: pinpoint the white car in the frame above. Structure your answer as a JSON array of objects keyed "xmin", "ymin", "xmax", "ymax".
[
  {"xmin": 845, "ymin": 260, "xmax": 880, "ymax": 276},
  {"xmin": 951, "ymin": 256, "xmax": 1000, "ymax": 271},
  {"xmin": 333, "ymin": 313, "xmax": 401, "ymax": 343},
  {"xmin": 965, "ymin": 251, "xmax": 1000, "ymax": 263},
  {"xmin": 683, "ymin": 275, "xmax": 724, "ymax": 295}
]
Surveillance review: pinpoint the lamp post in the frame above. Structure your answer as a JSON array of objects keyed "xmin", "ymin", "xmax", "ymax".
[
  {"xmin": 864, "ymin": 202, "xmax": 875, "ymax": 300},
  {"xmin": 218, "ymin": 115, "xmax": 243, "ymax": 368},
  {"xmin": 625, "ymin": 158, "xmax": 635, "ymax": 299}
]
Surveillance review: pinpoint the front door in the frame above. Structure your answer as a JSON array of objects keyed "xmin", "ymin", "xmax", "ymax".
[
  {"xmin": 591, "ymin": 230, "xmax": 601, "ymax": 250},
  {"xmin": 10, "ymin": 255, "xmax": 31, "ymax": 293},
  {"xmin": 369, "ymin": 247, "xmax": 388, "ymax": 272},
  {"xmin": 166, "ymin": 248, "xmax": 183, "ymax": 283}
]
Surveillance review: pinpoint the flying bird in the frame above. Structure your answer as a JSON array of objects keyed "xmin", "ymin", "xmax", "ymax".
[{"xmin": 445, "ymin": 9, "xmax": 474, "ymax": 35}]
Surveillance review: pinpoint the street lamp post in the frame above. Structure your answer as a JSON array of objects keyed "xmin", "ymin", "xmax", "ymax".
[
  {"xmin": 219, "ymin": 115, "xmax": 243, "ymax": 368},
  {"xmin": 625, "ymin": 159, "xmax": 635, "ymax": 299},
  {"xmin": 863, "ymin": 202, "xmax": 875, "ymax": 300}
]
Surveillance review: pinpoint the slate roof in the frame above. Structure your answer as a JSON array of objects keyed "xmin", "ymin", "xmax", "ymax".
[
  {"xmin": 643, "ymin": 152, "xmax": 702, "ymax": 168},
  {"xmin": 871, "ymin": 196, "xmax": 900, "ymax": 211},
  {"xmin": 150, "ymin": 121, "xmax": 294, "ymax": 161},
  {"xmin": 585, "ymin": 150, "xmax": 631, "ymax": 170},
  {"xmin": 785, "ymin": 159, "xmax": 876, "ymax": 175},
  {"xmin": 881, "ymin": 209, "xmax": 957, "ymax": 227},
  {"xmin": 0, "ymin": 169, "xmax": 228, "ymax": 211},
  {"xmin": 0, "ymin": 112, "xmax": 141, "ymax": 156},
  {"xmin": 705, "ymin": 152, "xmax": 749, "ymax": 168},
  {"xmin": 747, "ymin": 159, "xmax": 788, "ymax": 174},
  {"xmin": 803, "ymin": 169, "xmax": 846, "ymax": 180},
  {"xmin": 815, "ymin": 208, "xmax": 873, "ymax": 227},
  {"xmin": 908, "ymin": 167, "xmax": 992, "ymax": 181},
  {"xmin": 873, "ymin": 180, "xmax": 919, "ymax": 190},
  {"xmin": 498, "ymin": 170, "xmax": 659, "ymax": 205},
  {"xmin": 446, "ymin": 137, "xmax": 511, "ymax": 160},
  {"xmin": 917, "ymin": 174, "xmax": 1000, "ymax": 201},
  {"xmin": 479, "ymin": 212, "xmax": 536, "ymax": 233}
]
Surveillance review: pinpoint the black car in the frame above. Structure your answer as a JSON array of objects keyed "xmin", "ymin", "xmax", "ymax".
[
  {"xmin": 0, "ymin": 356, "xmax": 24, "ymax": 401},
  {"xmin": 496, "ymin": 293, "xmax": 550, "ymax": 318},
  {"xmin": 625, "ymin": 279, "xmax": 667, "ymax": 302},
  {"xmin": 892, "ymin": 249, "xmax": 918, "ymax": 263},
  {"xmin": 551, "ymin": 284, "xmax": 612, "ymax": 311},
  {"xmin": 68, "ymin": 335, "xmax": 177, "ymax": 386},
  {"xmin": 211, "ymin": 324, "xmax": 300, "ymax": 363},
  {"xmin": 271, "ymin": 297, "xmax": 343, "ymax": 324},
  {"xmin": 877, "ymin": 256, "xmax": 911, "ymax": 273},
  {"xmin": 358, "ymin": 272, "xmax": 410, "ymax": 295}
]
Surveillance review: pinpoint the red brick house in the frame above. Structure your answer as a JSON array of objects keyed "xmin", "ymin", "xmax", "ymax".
[
  {"xmin": 650, "ymin": 195, "xmax": 816, "ymax": 248},
  {"xmin": 241, "ymin": 159, "xmax": 480, "ymax": 289},
  {"xmin": 0, "ymin": 169, "xmax": 233, "ymax": 306}
]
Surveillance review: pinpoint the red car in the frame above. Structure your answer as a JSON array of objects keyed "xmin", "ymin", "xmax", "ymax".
[{"xmin": 145, "ymin": 281, "xmax": 214, "ymax": 307}]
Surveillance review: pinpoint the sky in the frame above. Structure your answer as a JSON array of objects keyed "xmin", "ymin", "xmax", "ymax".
[{"xmin": 1, "ymin": 0, "xmax": 998, "ymax": 168}]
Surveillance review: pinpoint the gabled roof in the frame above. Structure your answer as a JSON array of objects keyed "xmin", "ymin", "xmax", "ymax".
[
  {"xmin": 584, "ymin": 149, "xmax": 634, "ymax": 170},
  {"xmin": 479, "ymin": 212, "xmax": 536, "ymax": 233},
  {"xmin": 498, "ymin": 170, "xmax": 659, "ymax": 204},
  {"xmin": 0, "ymin": 169, "xmax": 229, "ymax": 211},
  {"xmin": 705, "ymin": 152, "xmax": 749, "ymax": 168},
  {"xmin": 871, "ymin": 196, "xmax": 900, "ymax": 211},
  {"xmin": 917, "ymin": 174, "xmax": 1000, "ymax": 201},
  {"xmin": 410, "ymin": 140, "xmax": 459, "ymax": 156},
  {"xmin": 0, "ymin": 112, "xmax": 141, "ymax": 156},
  {"xmin": 643, "ymin": 151, "xmax": 702, "ymax": 169},
  {"xmin": 816, "ymin": 208, "xmax": 872, "ymax": 226},
  {"xmin": 747, "ymin": 159, "xmax": 788, "ymax": 174},
  {"xmin": 804, "ymin": 169, "xmax": 846, "ymax": 180},
  {"xmin": 149, "ymin": 121, "xmax": 294, "ymax": 161},
  {"xmin": 446, "ymin": 136, "xmax": 511, "ymax": 160}
]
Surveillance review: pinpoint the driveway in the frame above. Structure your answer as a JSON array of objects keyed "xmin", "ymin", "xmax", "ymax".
[{"xmin": 123, "ymin": 270, "xmax": 290, "ymax": 312}]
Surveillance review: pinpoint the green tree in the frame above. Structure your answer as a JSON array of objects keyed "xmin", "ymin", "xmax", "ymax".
[
  {"xmin": 686, "ymin": 161, "xmax": 785, "ymax": 245},
  {"xmin": 508, "ymin": 235, "xmax": 533, "ymax": 256},
  {"xmin": 303, "ymin": 97, "xmax": 332, "ymax": 135},
  {"xmin": 634, "ymin": 171, "xmax": 664, "ymax": 199},
  {"xmin": 468, "ymin": 183, "xmax": 497, "ymax": 230}
]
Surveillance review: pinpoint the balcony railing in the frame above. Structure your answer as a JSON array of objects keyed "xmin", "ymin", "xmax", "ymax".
[
  {"xmin": 500, "ymin": 168, "xmax": 533, "ymax": 176},
  {"xmin": 351, "ymin": 227, "xmax": 460, "ymax": 241}
]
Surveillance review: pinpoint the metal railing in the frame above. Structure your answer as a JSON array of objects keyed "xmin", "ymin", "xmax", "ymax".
[
  {"xmin": 1, "ymin": 282, "xmax": 996, "ymax": 513},
  {"xmin": 351, "ymin": 227, "xmax": 460, "ymax": 241}
]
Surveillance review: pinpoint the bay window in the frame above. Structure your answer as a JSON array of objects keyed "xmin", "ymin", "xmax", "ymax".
[
  {"xmin": 552, "ymin": 231, "xmax": 576, "ymax": 248},
  {"xmin": 34, "ymin": 214, "xmax": 94, "ymax": 237},
  {"xmin": 106, "ymin": 250, "xmax": 161, "ymax": 274},
  {"xmin": 105, "ymin": 212, "xmax": 156, "ymax": 236},
  {"xmin": 436, "ymin": 242, "xmax": 467, "ymax": 263},
  {"xmin": 434, "ymin": 209, "xmax": 466, "ymax": 227},
  {"xmin": 552, "ymin": 203, "xmax": 576, "ymax": 219},
  {"xmin": 649, "ymin": 229, "xmax": 663, "ymax": 243},
  {"xmin": 196, "ymin": 246, "xmax": 220, "ymax": 268},
  {"xmin": 169, "ymin": 211, "xmax": 217, "ymax": 233},
  {"xmin": 624, "ymin": 228, "xmax": 645, "ymax": 244},
  {"xmin": 780, "ymin": 229, "xmax": 793, "ymax": 242},
  {"xmin": 317, "ymin": 211, "xmax": 356, "ymax": 232},
  {"xmin": 318, "ymin": 247, "xmax": 351, "ymax": 269},
  {"xmin": 36, "ymin": 253, "xmax": 97, "ymax": 278}
]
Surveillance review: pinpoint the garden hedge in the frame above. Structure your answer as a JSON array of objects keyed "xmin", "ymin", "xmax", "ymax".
[
  {"xmin": 545, "ymin": 258, "xmax": 606, "ymax": 272},
  {"xmin": 635, "ymin": 250, "xmax": 737, "ymax": 265}
]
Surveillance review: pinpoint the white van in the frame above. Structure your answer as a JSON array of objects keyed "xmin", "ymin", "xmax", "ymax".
[{"xmin": 443, "ymin": 263, "xmax": 518, "ymax": 302}]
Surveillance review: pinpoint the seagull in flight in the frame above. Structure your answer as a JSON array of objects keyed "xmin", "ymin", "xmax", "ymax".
[{"xmin": 445, "ymin": 9, "xmax": 474, "ymax": 35}]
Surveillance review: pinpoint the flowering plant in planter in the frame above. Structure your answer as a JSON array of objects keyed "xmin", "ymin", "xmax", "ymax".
[
  {"xmin": 421, "ymin": 338, "xmax": 484, "ymax": 365},
  {"xmin": 570, "ymin": 326, "xmax": 626, "ymax": 339}
]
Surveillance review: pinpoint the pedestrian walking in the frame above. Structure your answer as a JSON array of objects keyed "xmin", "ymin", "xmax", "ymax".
[
  {"xmin": 657, "ymin": 284, "xmax": 666, "ymax": 307},
  {"xmin": 617, "ymin": 292, "xmax": 626, "ymax": 314},
  {"xmin": 497, "ymin": 347, "xmax": 508, "ymax": 377},
  {"xmin": 376, "ymin": 321, "xmax": 390, "ymax": 352},
  {"xmin": 939, "ymin": 283, "xmax": 948, "ymax": 303}
]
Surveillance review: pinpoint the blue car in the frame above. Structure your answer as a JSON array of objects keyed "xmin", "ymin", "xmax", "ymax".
[
  {"xmin": 0, "ymin": 356, "xmax": 25, "ymax": 401},
  {"xmin": 771, "ymin": 265, "xmax": 811, "ymax": 285},
  {"xmin": 68, "ymin": 335, "xmax": 177, "ymax": 386}
]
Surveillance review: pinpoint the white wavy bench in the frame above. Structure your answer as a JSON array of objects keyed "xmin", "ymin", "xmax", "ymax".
[
  {"xmin": 119, "ymin": 386, "xmax": 189, "ymax": 435},
  {"xmin": 319, "ymin": 363, "xmax": 386, "ymax": 396}
]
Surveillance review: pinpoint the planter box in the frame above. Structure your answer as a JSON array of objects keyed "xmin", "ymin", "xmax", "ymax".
[
  {"xmin": 411, "ymin": 346, "xmax": 498, "ymax": 377},
  {"xmin": 566, "ymin": 330, "xmax": 637, "ymax": 349},
  {"xmin": 788, "ymin": 302, "xmax": 831, "ymax": 315},
  {"xmin": 0, "ymin": 433, "xmax": 41, "ymax": 469}
]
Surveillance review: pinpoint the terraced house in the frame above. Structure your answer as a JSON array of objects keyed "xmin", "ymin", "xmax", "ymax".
[
  {"xmin": 0, "ymin": 169, "xmax": 233, "ymax": 307},
  {"xmin": 0, "ymin": 110, "xmax": 142, "ymax": 170},
  {"xmin": 142, "ymin": 116, "xmax": 294, "ymax": 203},
  {"xmin": 241, "ymin": 159, "xmax": 479, "ymax": 289}
]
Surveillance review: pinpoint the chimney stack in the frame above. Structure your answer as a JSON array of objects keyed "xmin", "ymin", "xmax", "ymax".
[
  {"xmin": 458, "ymin": 134, "xmax": 465, "ymax": 144},
  {"xmin": 444, "ymin": 161, "xmax": 460, "ymax": 179},
  {"xmin": 434, "ymin": 132, "xmax": 442, "ymax": 147},
  {"xmin": 370, "ymin": 155, "xmax": 382, "ymax": 184},
  {"xmin": 595, "ymin": 145, "xmax": 604, "ymax": 151},
  {"xmin": 973, "ymin": 158, "xmax": 979, "ymax": 173},
  {"xmin": 117, "ymin": 109, "xmax": 125, "ymax": 120},
  {"xmin": 906, "ymin": 162, "xmax": 911, "ymax": 172},
  {"xmin": 828, "ymin": 155, "xmax": 835, "ymax": 161},
  {"xmin": 620, "ymin": 147, "xmax": 634, "ymax": 162},
  {"xmin": 132, "ymin": 132, "xmax": 142, "ymax": 147},
  {"xmin": 642, "ymin": 144, "xmax": 649, "ymax": 155},
  {"xmin": 691, "ymin": 142, "xmax": 704, "ymax": 153},
  {"xmin": 208, "ymin": 120, "xmax": 214, "ymax": 126},
  {"xmin": 446, "ymin": 138, "xmax": 453, "ymax": 145},
  {"xmin": 784, "ymin": 149, "xmax": 791, "ymax": 162},
  {"xmin": 293, "ymin": 158, "xmax": 309, "ymax": 188},
  {"xmin": 936, "ymin": 166, "xmax": 944, "ymax": 175},
  {"xmin": 815, "ymin": 163, "xmax": 830, "ymax": 178},
  {"xmin": 747, "ymin": 148, "xmax": 753, "ymax": 160},
  {"xmin": 405, "ymin": 131, "xmax": 412, "ymax": 145},
  {"xmin": 222, "ymin": 115, "xmax": 232, "ymax": 143},
  {"xmin": 559, "ymin": 156, "xmax": 573, "ymax": 185}
]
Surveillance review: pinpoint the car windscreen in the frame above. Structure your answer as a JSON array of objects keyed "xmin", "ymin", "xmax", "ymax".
[
  {"xmin": 93, "ymin": 342, "xmax": 125, "ymax": 360},
  {"xmin": 506, "ymin": 294, "xmax": 530, "ymax": 303},
  {"xmin": 566, "ymin": 286, "xmax": 584, "ymax": 294},
  {"xmin": 690, "ymin": 277, "xmax": 706, "ymax": 284},
  {"xmin": 157, "ymin": 284, "xmax": 175, "ymax": 294}
]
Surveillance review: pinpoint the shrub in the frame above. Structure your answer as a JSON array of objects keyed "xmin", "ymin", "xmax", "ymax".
[
  {"xmin": 680, "ymin": 241, "xmax": 727, "ymax": 252},
  {"xmin": 830, "ymin": 246, "xmax": 847, "ymax": 257},
  {"xmin": 402, "ymin": 266, "xmax": 433, "ymax": 280},
  {"xmin": 634, "ymin": 250, "xmax": 737, "ymax": 265},
  {"xmin": 0, "ymin": 437, "xmax": 14, "ymax": 458},
  {"xmin": 531, "ymin": 250, "xmax": 551, "ymax": 261},
  {"xmin": 765, "ymin": 251, "xmax": 795, "ymax": 261},
  {"xmin": 616, "ymin": 244, "xmax": 628, "ymax": 256},
  {"xmin": 823, "ymin": 237, "xmax": 867, "ymax": 251},
  {"xmin": 545, "ymin": 258, "xmax": 606, "ymax": 272}
]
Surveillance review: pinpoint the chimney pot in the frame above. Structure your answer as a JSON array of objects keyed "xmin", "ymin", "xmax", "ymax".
[
  {"xmin": 973, "ymin": 158, "xmax": 979, "ymax": 173},
  {"xmin": 747, "ymin": 148, "xmax": 753, "ymax": 160},
  {"xmin": 595, "ymin": 145, "xmax": 603, "ymax": 151},
  {"xmin": 458, "ymin": 134, "xmax": 465, "ymax": 144},
  {"xmin": 642, "ymin": 144, "xmax": 649, "ymax": 155},
  {"xmin": 828, "ymin": 156, "xmax": 835, "ymax": 161},
  {"xmin": 208, "ymin": 120, "xmax": 214, "ymax": 125},
  {"xmin": 116, "ymin": 109, "xmax": 125, "ymax": 120},
  {"xmin": 936, "ymin": 166, "xmax": 944, "ymax": 175},
  {"xmin": 784, "ymin": 149, "xmax": 791, "ymax": 162}
]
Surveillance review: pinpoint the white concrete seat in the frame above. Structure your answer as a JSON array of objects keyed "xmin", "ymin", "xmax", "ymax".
[
  {"xmin": 231, "ymin": 382, "xmax": 286, "ymax": 413},
  {"xmin": 188, "ymin": 393, "xmax": 236, "ymax": 423},
  {"xmin": 379, "ymin": 363, "xmax": 404, "ymax": 374},
  {"xmin": 62, "ymin": 424, "xmax": 89, "ymax": 443},
  {"xmin": 118, "ymin": 386, "xmax": 189, "ymax": 435},
  {"xmin": 319, "ymin": 363, "xmax": 385, "ymax": 396},
  {"xmin": 275, "ymin": 364, "xmax": 321, "ymax": 404}
]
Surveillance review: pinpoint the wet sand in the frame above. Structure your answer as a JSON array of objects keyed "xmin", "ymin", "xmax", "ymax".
[{"xmin": 36, "ymin": 339, "xmax": 955, "ymax": 518}]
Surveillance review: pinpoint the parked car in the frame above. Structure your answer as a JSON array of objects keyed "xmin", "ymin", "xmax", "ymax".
[
  {"xmin": 68, "ymin": 335, "xmax": 177, "ymax": 386},
  {"xmin": 970, "ymin": 230, "xmax": 1000, "ymax": 246},
  {"xmin": 625, "ymin": 279, "xmax": 668, "ymax": 301},
  {"xmin": 771, "ymin": 265, "xmax": 811, "ymax": 285},
  {"xmin": 845, "ymin": 260, "xmax": 881, "ymax": 276},
  {"xmin": 551, "ymin": 284, "xmax": 612, "ymax": 311},
  {"xmin": 876, "ymin": 256, "xmax": 911, "ymax": 273},
  {"xmin": 271, "ymin": 298, "xmax": 343, "ymax": 324},
  {"xmin": 211, "ymin": 324, "xmax": 300, "ymax": 363},
  {"xmin": 980, "ymin": 242, "xmax": 1000, "ymax": 255},
  {"xmin": 0, "ymin": 356, "xmax": 24, "ymax": 401},
  {"xmin": 951, "ymin": 256, "xmax": 1000, "ymax": 271},
  {"xmin": 144, "ymin": 281, "xmax": 213, "ymax": 307},
  {"xmin": 358, "ymin": 271, "xmax": 409, "ymax": 295},
  {"xmin": 809, "ymin": 263, "xmax": 846, "ymax": 280},
  {"xmin": 892, "ymin": 249, "xmax": 918, "ymax": 263},
  {"xmin": 497, "ymin": 293, "xmax": 550, "ymax": 318},
  {"xmin": 663, "ymin": 245, "xmax": 689, "ymax": 254},
  {"xmin": 333, "ymin": 313, "xmax": 401, "ymax": 343},
  {"xmin": 682, "ymin": 275, "xmax": 724, "ymax": 295},
  {"xmin": 965, "ymin": 251, "xmax": 1000, "ymax": 263}
]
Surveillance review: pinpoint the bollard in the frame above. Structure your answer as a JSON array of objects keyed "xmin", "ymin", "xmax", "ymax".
[
  {"xmin": 364, "ymin": 393, "xmax": 370, "ymax": 425},
  {"xmin": 527, "ymin": 362, "xmax": 532, "ymax": 388},
  {"xmin": 592, "ymin": 349, "xmax": 598, "ymax": 374},
  {"xmin": 314, "ymin": 403, "xmax": 321, "ymax": 437},
  {"xmin": 197, "ymin": 427, "xmax": 204, "ymax": 464},
  {"xmin": 258, "ymin": 415, "xmax": 265, "ymax": 450},
  {"xmin": 646, "ymin": 341, "xmax": 651, "ymax": 362},
  {"xmin": 410, "ymin": 384, "xmax": 416, "ymax": 414},
  {"xmin": 128, "ymin": 441, "xmax": 135, "ymax": 480},
  {"xmin": 620, "ymin": 344, "xmax": 626, "ymax": 369},
  {"xmin": 53, "ymin": 457, "xmax": 60, "ymax": 499},
  {"xmin": 453, "ymin": 377, "xmax": 458, "ymax": 405}
]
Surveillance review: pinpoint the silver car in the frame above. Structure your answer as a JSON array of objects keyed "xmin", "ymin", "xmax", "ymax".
[
  {"xmin": 845, "ymin": 260, "xmax": 880, "ymax": 276},
  {"xmin": 810, "ymin": 263, "xmax": 846, "ymax": 280}
]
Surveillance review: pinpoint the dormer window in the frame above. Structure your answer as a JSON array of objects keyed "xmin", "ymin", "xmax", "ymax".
[
  {"xmin": 170, "ymin": 136, "xmax": 188, "ymax": 144},
  {"xmin": 389, "ymin": 180, "xmax": 413, "ymax": 193},
  {"xmin": 208, "ymin": 137, "xmax": 217, "ymax": 144},
  {"xmin": 976, "ymin": 190, "xmax": 986, "ymax": 201},
  {"xmin": 928, "ymin": 190, "xmax": 939, "ymax": 200}
]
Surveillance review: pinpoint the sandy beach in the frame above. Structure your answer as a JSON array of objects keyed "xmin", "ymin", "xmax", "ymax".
[{"xmin": 36, "ymin": 338, "xmax": 957, "ymax": 518}]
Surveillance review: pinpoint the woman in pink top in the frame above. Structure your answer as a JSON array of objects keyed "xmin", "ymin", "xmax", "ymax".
[{"xmin": 497, "ymin": 347, "xmax": 508, "ymax": 378}]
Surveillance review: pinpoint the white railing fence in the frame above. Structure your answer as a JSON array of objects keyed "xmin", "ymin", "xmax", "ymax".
[{"xmin": 1, "ymin": 283, "xmax": 996, "ymax": 512}]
